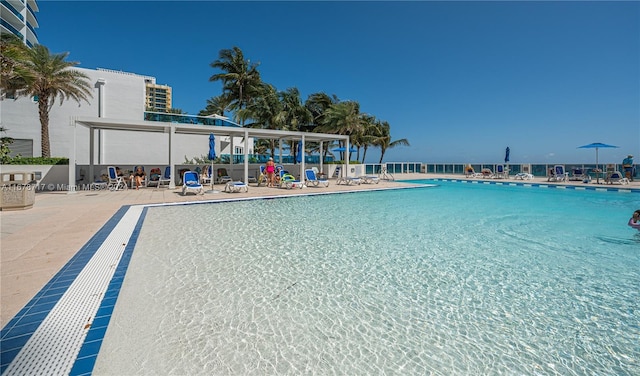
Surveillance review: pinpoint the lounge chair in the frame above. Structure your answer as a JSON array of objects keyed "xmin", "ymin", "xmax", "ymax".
[
  {"xmin": 201, "ymin": 165, "xmax": 213, "ymax": 185},
  {"xmin": 279, "ymin": 169, "xmax": 305, "ymax": 189},
  {"xmin": 256, "ymin": 165, "xmax": 269, "ymax": 187},
  {"xmin": 605, "ymin": 170, "xmax": 630, "ymax": 185},
  {"xmin": 333, "ymin": 166, "xmax": 361, "ymax": 185},
  {"xmin": 147, "ymin": 167, "xmax": 162, "ymax": 187},
  {"xmin": 305, "ymin": 169, "xmax": 329, "ymax": 187},
  {"xmin": 216, "ymin": 168, "xmax": 233, "ymax": 184},
  {"xmin": 107, "ymin": 166, "xmax": 128, "ymax": 191},
  {"xmin": 131, "ymin": 165, "xmax": 148, "ymax": 188},
  {"xmin": 547, "ymin": 165, "xmax": 567, "ymax": 182},
  {"xmin": 224, "ymin": 180, "xmax": 249, "ymax": 192},
  {"xmin": 480, "ymin": 168, "xmax": 494, "ymax": 179},
  {"xmin": 360, "ymin": 175, "xmax": 380, "ymax": 184},
  {"xmin": 157, "ymin": 166, "xmax": 171, "ymax": 188},
  {"xmin": 494, "ymin": 165, "xmax": 508, "ymax": 179},
  {"xmin": 514, "ymin": 172, "xmax": 534, "ymax": 180},
  {"xmin": 464, "ymin": 165, "xmax": 482, "ymax": 178},
  {"xmin": 182, "ymin": 171, "xmax": 204, "ymax": 195},
  {"xmin": 569, "ymin": 167, "xmax": 588, "ymax": 181}
]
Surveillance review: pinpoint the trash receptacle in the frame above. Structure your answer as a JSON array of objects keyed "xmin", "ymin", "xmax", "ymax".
[{"xmin": 0, "ymin": 172, "xmax": 36, "ymax": 211}]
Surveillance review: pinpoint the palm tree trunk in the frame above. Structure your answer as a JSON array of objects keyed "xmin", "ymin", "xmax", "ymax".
[{"xmin": 38, "ymin": 98, "xmax": 51, "ymax": 158}]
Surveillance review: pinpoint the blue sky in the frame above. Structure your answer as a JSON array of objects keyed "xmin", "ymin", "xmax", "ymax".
[{"xmin": 37, "ymin": 1, "xmax": 639, "ymax": 164}]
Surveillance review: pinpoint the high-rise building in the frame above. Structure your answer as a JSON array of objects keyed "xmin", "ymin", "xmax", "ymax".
[
  {"xmin": 145, "ymin": 79, "xmax": 172, "ymax": 112},
  {"xmin": 1, "ymin": 0, "xmax": 39, "ymax": 47}
]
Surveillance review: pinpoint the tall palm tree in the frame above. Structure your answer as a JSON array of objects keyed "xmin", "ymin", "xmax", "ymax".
[
  {"xmin": 209, "ymin": 46, "xmax": 262, "ymax": 121},
  {"xmin": 305, "ymin": 92, "xmax": 340, "ymax": 161},
  {"xmin": 14, "ymin": 45, "xmax": 92, "ymax": 157},
  {"xmin": 240, "ymin": 83, "xmax": 283, "ymax": 157},
  {"xmin": 316, "ymin": 101, "xmax": 363, "ymax": 161},
  {"xmin": 373, "ymin": 121, "xmax": 410, "ymax": 164},
  {"xmin": 279, "ymin": 87, "xmax": 311, "ymax": 162}
]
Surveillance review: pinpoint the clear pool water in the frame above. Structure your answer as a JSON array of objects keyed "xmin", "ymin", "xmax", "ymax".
[{"xmin": 94, "ymin": 181, "xmax": 640, "ymax": 375}]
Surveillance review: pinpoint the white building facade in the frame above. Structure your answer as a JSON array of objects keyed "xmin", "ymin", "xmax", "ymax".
[
  {"xmin": 1, "ymin": 67, "xmax": 245, "ymax": 166},
  {"xmin": 0, "ymin": 0, "xmax": 39, "ymax": 47}
]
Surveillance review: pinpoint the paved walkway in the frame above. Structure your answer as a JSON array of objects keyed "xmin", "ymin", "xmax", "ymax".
[{"xmin": 1, "ymin": 173, "xmax": 638, "ymax": 327}]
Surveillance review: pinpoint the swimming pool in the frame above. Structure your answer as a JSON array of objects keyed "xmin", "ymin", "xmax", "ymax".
[{"xmin": 90, "ymin": 180, "xmax": 639, "ymax": 375}]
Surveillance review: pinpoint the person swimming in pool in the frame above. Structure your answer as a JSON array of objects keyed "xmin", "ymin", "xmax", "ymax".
[{"xmin": 628, "ymin": 209, "xmax": 640, "ymax": 231}]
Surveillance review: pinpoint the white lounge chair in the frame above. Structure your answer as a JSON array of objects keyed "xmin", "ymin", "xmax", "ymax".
[
  {"xmin": 305, "ymin": 169, "xmax": 329, "ymax": 187},
  {"xmin": 333, "ymin": 166, "xmax": 361, "ymax": 185},
  {"xmin": 181, "ymin": 171, "xmax": 204, "ymax": 195},
  {"xmin": 224, "ymin": 181, "xmax": 249, "ymax": 192},
  {"xmin": 605, "ymin": 170, "xmax": 630, "ymax": 185},
  {"xmin": 514, "ymin": 172, "xmax": 534, "ymax": 180}
]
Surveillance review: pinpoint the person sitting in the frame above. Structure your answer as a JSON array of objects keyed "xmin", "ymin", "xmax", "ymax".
[
  {"xmin": 622, "ymin": 154, "xmax": 634, "ymax": 182},
  {"xmin": 131, "ymin": 166, "xmax": 146, "ymax": 190},
  {"xmin": 115, "ymin": 167, "xmax": 124, "ymax": 177}
]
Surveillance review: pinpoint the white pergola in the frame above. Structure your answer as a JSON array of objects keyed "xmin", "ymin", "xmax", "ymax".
[{"xmin": 68, "ymin": 116, "xmax": 351, "ymax": 192}]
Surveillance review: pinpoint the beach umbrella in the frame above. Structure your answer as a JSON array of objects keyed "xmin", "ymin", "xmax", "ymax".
[
  {"xmin": 296, "ymin": 141, "xmax": 302, "ymax": 164},
  {"xmin": 578, "ymin": 142, "xmax": 619, "ymax": 183},
  {"xmin": 332, "ymin": 147, "xmax": 357, "ymax": 153},
  {"xmin": 504, "ymin": 147, "xmax": 510, "ymax": 164},
  {"xmin": 207, "ymin": 133, "xmax": 217, "ymax": 191}
]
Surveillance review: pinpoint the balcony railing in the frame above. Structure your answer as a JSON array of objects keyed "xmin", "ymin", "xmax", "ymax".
[
  {"xmin": 144, "ymin": 111, "xmax": 241, "ymax": 127},
  {"xmin": 1, "ymin": 0, "xmax": 24, "ymax": 22}
]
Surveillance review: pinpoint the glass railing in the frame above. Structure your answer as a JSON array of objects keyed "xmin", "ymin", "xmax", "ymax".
[
  {"xmin": 0, "ymin": 19, "xmax": 24, "ymax": 40},
  {"xmin": 2, "ymin": 0, "xmax": 24, "ymax": 22},
  {"xmin": 420, "ymin": 163, "xmax": 637, "ymax": 179},
  {"xmin": 143, "ymin": 111, "xmax": 241, "ymax": 127}
]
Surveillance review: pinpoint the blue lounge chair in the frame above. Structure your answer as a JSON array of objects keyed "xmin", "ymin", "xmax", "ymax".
[
  {"xmin": 216, "ymin": 168, "xmax": 232, "ymax": 184},
  {"xmin": 495, "ymin": 165, "xmax": 507, "ymax": 179},
  {"xmin": 304, "ymin": 169, "xmax": 329, "ymax": 187},
  {"xmin": 157, "ymin": 166, "xmax": 172, "ymax": 188},
  {"xmin": 181, "ymin": 171, "xmax": 204, "ymax": 195},
  {"xmin": 547, "ymin": 165, "xmax": 567, "ymax": 182},
  {"xmin": 107, "ymin": 166, "xmax": 127, "ymax": 191}
]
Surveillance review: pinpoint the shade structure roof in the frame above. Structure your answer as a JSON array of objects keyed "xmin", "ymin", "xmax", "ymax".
[{"xmin": 69, "ymin": 116, "xmax": 351, "ymax": 190}]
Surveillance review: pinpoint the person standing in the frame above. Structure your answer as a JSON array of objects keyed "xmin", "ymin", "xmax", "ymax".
[
  {"xmin": 265, "ymin": 157, "xmax": 276, "ymax": 187},
  {"xmin": 622, "ymin": 154, "xmax": 634, "ymax": 181}
]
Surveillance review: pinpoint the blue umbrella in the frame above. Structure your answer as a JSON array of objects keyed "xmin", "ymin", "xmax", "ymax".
[
  {"xmin": 332, "ymin": 147, "xmax": 357, "ymax": 153},
  {"xmin": 504, "ymin": 147, "xmax": 510, "ymax": 164},
  {"xmin": 296, "ymin": 141, "xmax": 302, "ymax": 164},
  {"xmin": 578, "ymin": 142, "xmax": 619, "ymax": 183},
  {"xmin": 208, "ymin": 133, "xmax": 216, "ymax": 160}
]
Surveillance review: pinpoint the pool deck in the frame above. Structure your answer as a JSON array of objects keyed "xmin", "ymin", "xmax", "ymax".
[{"xmin": 1, "ymin": 173, "xmax": 639, "ymax": 327}]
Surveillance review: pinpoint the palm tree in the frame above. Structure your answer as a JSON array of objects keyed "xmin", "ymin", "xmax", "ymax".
[
  {"xmin": 305, "ymin": 92, "xmax": 340, "ymax": 161},
  {"xmin": 209, "ymin": 47, "xmax": 262, "ymax": 122},
  {"xmin": 240, "ymin": 83, "xmax": 283, "ymax": 157},
  {"xmin": 199, "ymin": 94, "xmax": 232, "ymax": 117},
  {"xmin": 373, "ymin": 121, "xmax": 410, "ymax": 163},
  {"xmin": 316, "ymin": 101, "xmax": 364, "ymax": 161},
  {"xmin": 14, "ymin": 45, "xmax": 92, "ymax": 157},
  {"xmin": 1, "ymin": 34, "xmax": 33, "ymax": 97}
]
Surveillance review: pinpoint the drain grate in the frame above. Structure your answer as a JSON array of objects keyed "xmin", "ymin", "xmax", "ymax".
[{"xmin": 3, "ymin": 206, "xmax": 143, "ymax": 376}]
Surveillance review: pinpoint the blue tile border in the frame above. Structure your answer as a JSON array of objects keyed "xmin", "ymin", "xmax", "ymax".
[
  {"xmin": 69, "ymin": 207, "xmax": 148, "ymax": 376},
  {"xmin": 427, "ymin": 178, "xmax": 640, "ymax": 193},
  {"xmin": 0, "ymin": 205, "xmax": 131, "ymax": 374}
]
